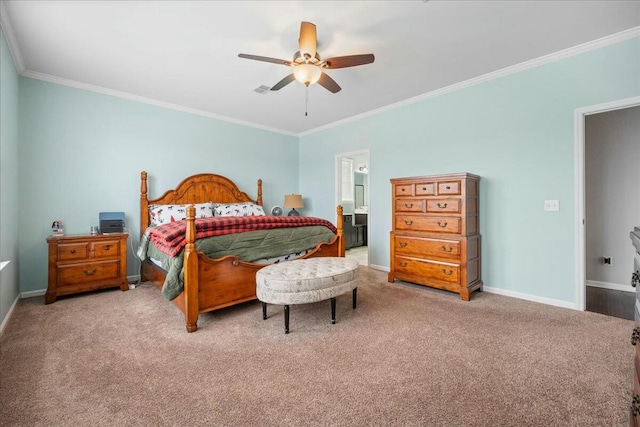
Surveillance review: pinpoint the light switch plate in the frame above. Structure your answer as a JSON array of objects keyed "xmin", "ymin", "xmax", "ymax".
[{"xmin": 544, "ymin": 200, "xmax": 560, "ymax": 211}]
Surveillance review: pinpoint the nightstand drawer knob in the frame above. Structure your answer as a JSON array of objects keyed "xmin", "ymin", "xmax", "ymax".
[
  {"xmin": 83, "ymin": 269, "xmax": 97, "ymax": 276},
  {"xmin": 632, "ymin": 271, "xmax": 639, "ymax": 287},
  {"xmin": 437, "ymin": 221, "xmax": 448, "ymax": 228},
  {"xmin": 632, "ymin": 327, "xmax": 640, "ymax": 346},
  {"xmin": 441, "ymin": 245, "xmax": 453, "ymax": 253},
  {"xmin": 437, "ymin": 202, "xmax": 448, "ymax": 208}
]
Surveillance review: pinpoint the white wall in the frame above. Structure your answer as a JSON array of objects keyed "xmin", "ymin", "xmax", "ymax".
[{"xmin": 585, "ymin": 106, "xmax": 640, "ymax": 288}]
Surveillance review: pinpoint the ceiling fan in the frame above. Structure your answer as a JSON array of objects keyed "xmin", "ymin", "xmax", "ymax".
[{"xmin": 238, "ymin": 21, "xmax": 375, "ymax": 94}]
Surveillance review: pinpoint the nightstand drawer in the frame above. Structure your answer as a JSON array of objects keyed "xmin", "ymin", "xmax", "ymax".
[
  {"xmin": 92, "ymin": 240, "xmax": 120, "ymax": 258},
  {"xmin": 58, "ymin": 243, "xmax": 89, "ymax": 261},
  {"xmin": 57, "ymin": 260, "xmax": 121, "ymax": 287}
]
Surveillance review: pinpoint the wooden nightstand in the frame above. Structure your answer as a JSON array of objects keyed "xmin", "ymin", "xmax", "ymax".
[{"xmin": 46, "ymin": 233, "xmax": 129, "ymax": 304}]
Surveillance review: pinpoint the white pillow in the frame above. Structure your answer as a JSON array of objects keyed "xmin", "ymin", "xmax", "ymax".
[
  {"xmin": 213, "ymin": 202, "xmax": 265, "ymax": 217},
  {"xmin": 148, "ymin": 202, "xmax": 214, "ymax": 227}
]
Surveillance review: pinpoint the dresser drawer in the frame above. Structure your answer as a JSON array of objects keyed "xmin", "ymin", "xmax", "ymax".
[
  {"xmin": 437, "ymin": 181, "xmax": 461, "ymax": 195},
  {"xmin": 426, "ymin": 198, "xmax": 461, "ymax": 213},
  {"xmin": 415, "ymin": 182, "xmax": 435, "ymax": 196},
  {"xmin": 394, "ymin": 235, "xmax": 460, "ymax": 260},
  {"xmin": 396, "ymin": 215, "xmax": 461, "ymax": 234},
  {"xmin": 395, "ymin": 199, "xmax": 425, "ymax": 213},
  {"xmin": 58, "ymin": 242, "xmax": 89, "ymax": 261},
  {"xmin": 57, "ymin": 260, "xmax": 121, "ymax": 287},
  {"xmin": 395, "ymin": 184, "xmax": 413, "ymax": 197},
  {"xmin": 394, "ymin": 256, "xmax": 460, "ymax": 284}
]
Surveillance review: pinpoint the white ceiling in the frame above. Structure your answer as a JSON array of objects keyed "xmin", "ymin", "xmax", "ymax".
[{"xmin": 2, "ymin": 1, "xmax": 639, "ymax": 135}]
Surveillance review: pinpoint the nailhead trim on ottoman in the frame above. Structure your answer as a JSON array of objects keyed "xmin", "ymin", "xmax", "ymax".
[{"xmin": 256, "ymin": 257, "xmax": 359, "ymax": 333}]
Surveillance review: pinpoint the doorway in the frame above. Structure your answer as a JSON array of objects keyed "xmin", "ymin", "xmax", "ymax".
[
  {"xmin": 575, "ymin": 96, "xmax": 640, "ymax": 315},
  {"xmin": 336, "ymin": 149, "xmax": 370, "ymax": 266}
]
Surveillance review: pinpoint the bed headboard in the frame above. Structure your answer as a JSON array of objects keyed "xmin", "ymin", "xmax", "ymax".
[{"xmin": 140, "ymin": 171, "xmax": 263, "ymax": 235}]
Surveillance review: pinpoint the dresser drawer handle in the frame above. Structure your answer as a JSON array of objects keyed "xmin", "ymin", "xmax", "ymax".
[
  {"xmin": 632, "ymin": 271, "xmax": 640, "ymax": 287},
  {"xmin": 83, "ymin": 269, "xmax": 97, "ymax": 276},
  {"xmin": 70, "ymin": 249, "xmax": 76, "ymax": 254},
  {"xmin": 446, "ymin": 186, "xmax": 451, "ymax": 190},
  {"xmin": 399, "ymin": 261, "xmax": 408, "ymax": 267},
  {"xmin": 632, "ymin": 394, "xmax": 640, "ymax": 416},
  {"xmin": 104, "ymin": 245, "xmax": 111, "ymax": 251},
  {"xmin": 437, "ymin": 202, "xmax": 448, "ymax": 208},
  {"xmin": 404, "ymin": 220, "xmax": 413, "ymax": 226},
  {"xmin": 632, "ymin": 327, "xmax": 640, "ymax": 346},
  {"xmin": 400, "ymin": 188, "xmax": 406, "ymax": 192},
  {"xmin": 422, "ymin": 187, "xmax": 427, "ymax": 191},
  {"xmin": 404, "ymin": 203, "xmax": 413, "ymax": 208},
  {"xmin": 441, "ymin": 245, "xmax": 453, "ymax": 253},
  {"xmin": 442, "ymin": 269, "xmax": 453, "ymax": 276},
  {"xmin": 437, "ymin": 221, "xmax": 448, "ymax": 228},
  {"xmin": 399, "ymin": 242, "xmax": 408, "ymax": 248}
]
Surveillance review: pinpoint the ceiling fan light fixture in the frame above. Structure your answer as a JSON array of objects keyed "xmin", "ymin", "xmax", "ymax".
[{"xmin": 293, "ymin": 63, "xmax": 322, "ymax": 86}]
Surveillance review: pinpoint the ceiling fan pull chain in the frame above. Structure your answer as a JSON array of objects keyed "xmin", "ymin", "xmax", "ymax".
[{"xmin": 305, "ymin": 85, "xmax": 309, "ymax": 116}]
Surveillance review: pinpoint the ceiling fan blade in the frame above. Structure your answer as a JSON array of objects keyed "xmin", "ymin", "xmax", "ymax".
[
  {"xmin": 299, "ymin": 21, "xmax": 317, "ymax": 59},
  {"xmin": 271, "ymin": 74, "xmax": 296, "ymax": 91},
  {"xmin": 323, "ymin": 54, "xmax": 375, "ymax": 69},
  {"xmin": 238, "ymin": 54, "xmax": 291, "ymax": 66},
  {"xmin": 317, "ymin": 72, "xmax": 341, "ymax": 93}
]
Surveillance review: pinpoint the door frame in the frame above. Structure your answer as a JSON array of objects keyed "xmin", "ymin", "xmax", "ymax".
[
  {"xmin": 336, "ymin": 149, "xmax": 370, "ymax": 263},
  {"xmin": 574, "ymin": 95, "xmax": 640, "ymax": 310}
]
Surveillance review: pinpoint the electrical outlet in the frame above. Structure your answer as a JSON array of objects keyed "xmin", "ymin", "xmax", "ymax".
[
  {"xmin": 603, "ymin": 256, "xmax": 612, "ymax": 265},
  {"xmin": 544, "ymin": 200, "xmax": 560, "ymax": 211}
]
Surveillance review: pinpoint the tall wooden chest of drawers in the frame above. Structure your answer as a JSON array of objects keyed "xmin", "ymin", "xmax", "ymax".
[
  {"xmin": 388, "ymin": 173, "xmax": 482, "ymax": 300},
  {"xmin": 46, "ymin": 233, "xmax": 129, "ymax": 304},
  {"xmin": 630, "ymin": 227, "xmax": 640, "ymax": 425}
]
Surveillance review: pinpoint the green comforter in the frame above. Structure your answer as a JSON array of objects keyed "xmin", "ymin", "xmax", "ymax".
[{"xmin": 143, "ymin": 225, "xmax": 336, "ymax": 300}]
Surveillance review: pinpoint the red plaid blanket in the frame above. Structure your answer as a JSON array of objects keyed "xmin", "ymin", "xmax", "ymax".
[{"xmin": 148, "ymin": 216, "xmax": 338, "ymax": 257}]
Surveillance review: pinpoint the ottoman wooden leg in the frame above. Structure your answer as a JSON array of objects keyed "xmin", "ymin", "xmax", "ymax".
[
  {"xmin": 284, "ymin": 305, "xmax": 290, "ymax": 334},
  {"xmin": 353, "ymin": 288, "xmax": 357, "ymax": 309},
  {"xmin": 331, "ymin": 297, "xmax": 336, "ymax": 324},
  {"xmin": 262, "ymin": 302, "xmax": 267, "ymax": 320}
]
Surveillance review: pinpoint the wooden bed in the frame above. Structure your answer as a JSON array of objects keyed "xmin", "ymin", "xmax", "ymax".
[{"xmin": 139, "ymin": 171, "xmax": 345, "ymax": 332}]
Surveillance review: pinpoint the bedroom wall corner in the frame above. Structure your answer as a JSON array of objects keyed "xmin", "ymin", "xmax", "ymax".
[{"xmin": 0, "ymin": 27, "xmax": 21, "ymax": 331}]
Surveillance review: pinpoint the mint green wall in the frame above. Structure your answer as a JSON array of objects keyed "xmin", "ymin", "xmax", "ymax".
[
  {"xmin": 299, "ymin": 37, "xmax": 640, "ymax": 305},
  {"xmin": 0, "ymin": 29, "xmax": 20, "ymax": 325},
  {"xmin": 18, "ymin": 79, "xmax": 299, "ymax": 293}
]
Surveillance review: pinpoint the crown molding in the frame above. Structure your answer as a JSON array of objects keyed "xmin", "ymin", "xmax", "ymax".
[
  {"xmin": 300, "ymin": 26, "xmax": 640, "ymax": 137},
  {"xmin": 20, "ymin": 69, "xmax": 298, "ymax": 137},
  {"xmin": 0, "ymin": 0, "xmax": 25, "ymax": 72}
]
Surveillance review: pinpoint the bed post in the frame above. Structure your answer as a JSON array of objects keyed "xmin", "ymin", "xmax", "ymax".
[
  {"xmin": 337, "ymin": 205, "xmax": 345, "ymax": 257},
  {"xmin": 257, "ymin": 179, "xmax": 263, "ymax": 206},
  {"xmin": 183, "ymin": 205, "xmax": 199, "ymax": 332},
  {"xmin": 140, "ymin": 171, "xmax": 149, "ymax": 237}
]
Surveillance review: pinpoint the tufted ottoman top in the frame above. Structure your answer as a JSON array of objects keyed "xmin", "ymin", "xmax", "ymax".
[{"xmin": 256, "ymin": 257, "xmax": 359, "ymax": 305}]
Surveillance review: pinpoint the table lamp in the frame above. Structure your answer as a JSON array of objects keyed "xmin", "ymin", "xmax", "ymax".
[{"xmin": 284, "ymin": 194, "xmax": 304, "ymax": 216}]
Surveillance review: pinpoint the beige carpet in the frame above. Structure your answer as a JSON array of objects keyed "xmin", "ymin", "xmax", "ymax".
[{"xmin": 0, "ymin": 266, "xmax": 634, "ymax": 426}]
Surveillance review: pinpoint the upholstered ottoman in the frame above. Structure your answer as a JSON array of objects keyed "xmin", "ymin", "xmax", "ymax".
[{"xmin": 256, "ymin": 257, "xmax": 359, "ymax": 333}]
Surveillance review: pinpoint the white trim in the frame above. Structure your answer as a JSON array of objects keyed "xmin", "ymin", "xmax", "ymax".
[
  {"xmin": 300, "ymin": 27, "xmax": 640, "ymax": 137},
  {"xmin": 0, "ymin": 293, "xmax": 20, "ymax": 336},
  {"xmin": 0, "ymin": 260, "xmax": 9, "ymax": 272},
  {"xmin": 574, "ymin": 96, "xmax": 640, "ymax": 311},
  {"xmin": 369, "ymin": 264, "xmax": 389, "ymax": 272},
  {"xmin": 483, "ymin": 286, "xmax": 578, "ymax": 311},
  {"xmin": 20, "ymin": 289, "xmax": 46, "ymax": 298},
  {"xmin": 0, "ymin": 1, "xmax": 25, "ymax": 72},
  {"xmin": 20, "ymin": 69, "xmax": 298, "ymax": 137},
  {"xmin": 586, "ymin": 280, "xmax": 635, "ymax": 293}
]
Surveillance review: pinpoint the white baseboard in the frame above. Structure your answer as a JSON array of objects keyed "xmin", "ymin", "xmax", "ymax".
[
  {"xmin": 21, "ymin": 289, "xmax": 46, "ymax": 298},
  {"xmin": 482, "ymin": 285, "xmax": 578, "ymax": 310},
  {"xmin": 586, "ymin": 280, "xmax": 635, "ymax": 293},
  {"xmin": 368, "ymin": 264, "xmax": 389, "ymax": 272},
  {"xmin": 0, "ymin": 294, "xmax": 20, "ymax": 336}
]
